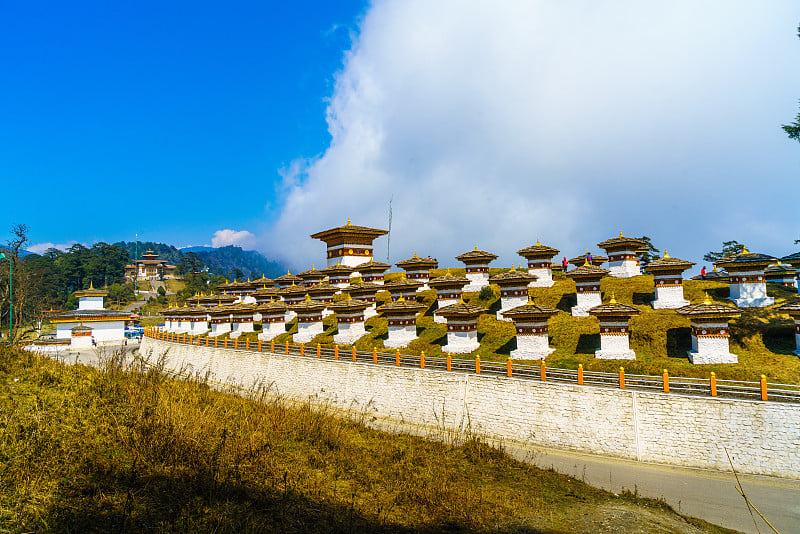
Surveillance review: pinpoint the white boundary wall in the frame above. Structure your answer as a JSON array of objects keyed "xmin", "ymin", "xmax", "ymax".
[{"xmin": 141, "ymin": 337, "xmax": 800, "ymax": 479}]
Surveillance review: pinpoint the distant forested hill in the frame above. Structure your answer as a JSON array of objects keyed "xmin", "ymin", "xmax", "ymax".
[{"xmin": 114, "ymin": 242, "xmax": 287, "ymax": 279}]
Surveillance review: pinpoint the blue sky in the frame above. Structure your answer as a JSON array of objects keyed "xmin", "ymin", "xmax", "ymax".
[
  {"xmin": 3, "ymin": 1, "xmax": 799, "ymax": 272},
  {"xmin": 1, "ymin": 0, "xmax": 366, "ymax": 250}
]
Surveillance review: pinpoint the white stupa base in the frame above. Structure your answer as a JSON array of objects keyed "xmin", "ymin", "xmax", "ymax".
[
  {"xmin": 511, "ymin": 335, "xmax": 555, "ymax": 360},
  {"xmin": 608, "ymin": 261, "xmax": 642, "ymax": 278},
  {"xmin": 385, "ymin": 325, "xmax": 417, "ymax": 348},
  {"xmin": 443, "ymin": 331, "xmax": 479, "ymax": 354},
  {"xmin": 730, "ymin": 296, "xmax": 774, "ymax": 308},
  {"xmin": 416, "ymin": 283, "xmax": 430, "ymax": 292},
  {"xmin": 334, "ymin": 323, "xmax": 367, "ymax": 345},
  {"xmin": 729, "ymin": 282, "xmax": 773, "ymax": 308},
  {"xmin": 210, "ymin": 324, "xmax": 231, "ymax": 337},
  {"xmin": 464, "ymin": 273, "xmax": 489, "ymax": 293},
  {"xmin": 687, "ymin": 350, "xmax": 738, "ymax": 364},
  {"xmin": 434, "ymin": 298, "xmax": 458, "ymax": 323},
  {"xmin": 294, "ymin": 322, "xmax": 324, "ymax": 344},
  {"xmin": 572, "ymin": 292, "xmax": 602, "ymax": 317},
  {"xmin": 527, "ymin": 268, "xmax": 554, "ymax": 288},
  {"xmin": 653, "ymin": 285, "xmax": 689, "ymax": 309},
  {"xmin": 322, "ymin": 309, "xmax": 334, "ymax": 318},
  {"xmin": 595, "ymin": 349, "xmax": 636, "ymax": 360},
  {"xmin": 364, "ymin": 305, "xmax": 378, "ymax": 319},
  {"xmin": 653, "ymin": 297, "xmax": 690, "ymax": 309},
  {"xmin": 71, "ymin": 336, "xmax": 93, "ymax": 349},
  {"xmin": 595, "ymin": 334, "xmax": 635, "ymax": 359},
  {"xmin": 258, "ymin": 323, "xmax": 286, "ymax": 341},
  {"xmin": 285, "ymin": 311, "xmax": 297, "ymax": 321},
  {"xmin": 498, "ymin": 296, "xmax": 527, "ymax": 321}
]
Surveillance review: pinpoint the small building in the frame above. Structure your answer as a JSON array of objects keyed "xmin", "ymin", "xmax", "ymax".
[
  {"xmin": 70, "ymin": 324, "xmax": 94, "ymax": 349},
  {"xmin": 677, "ymin": 296, "xmax": 741, "ymax": 364},
  {"xmin": 780, "ymin": 252, "xmax": 800, "ymax": 293},
  {"xmin": 329, "ymin": 295, "xmax": 371, "ymax": 345},
  {"xmin": 765, "ymin": 262, "xmax": 797, "ymax": 288},
  {"xmin": 353, "ymin": 259, "xmax": 390, "ymax": 285},
  {"xmin": 501, "ymin": 299, "xmax": 559, "ymax": 360},
  {"xmin": 257, "ymin": 298, "xmax": 288, "ymax": 341},
  {"xmin": 274, "ymin": 270, "xmax": 303, "ymax": 289},
  {"xmin": 279, "ymin": 283, "xmax": 307, "ymax": 320},
  {"xmin": 290, "ymin": 295, "xmax": 327, "ymax": 344},
  {"xmin": 385, "ymin": 276, "xmax": 423, "ymax": 301},
  {"xmin": 343, "ymin": 282, "xmax": 382, "ymax": 319},
  {"xmin": 186, "ymin": 305, "xmax": 210, "ymax": 335},
  {"xmin": 779, "ymin": 302, "xmax": 800, "ymax": 356},
  {"xmin": 564, "ymin": 261, "xmax": 610, "ymax": 317},
  {"xmin": 714, "ymin": 247, "xmax": 776, "ymax": 308},
  {"xmin": 642, "ymin": 251, "xmax": 695, "ymax": 309},
  {"xmin": 456, "ymin": 246, "xmax": 498, "ymax": 292},
  {"xmin": 320, "ymin": 261, "xmax": 354, "ymax": 289},
  {"xmin": 49, "ymin": 283, "xmax": 130, "ymax": 344},
  {"xmin": 517, "ymin": 240, "xmax": 559, "ymax": 287},
  {"xmin": 377, "ymin": 297, "xmax": 425, "ymax": 348},
  {"xmin": 297, "ymin": 266, "xmax": 325, "ymax": 287},
  {"xmin": 307, "ymin": 282, "xmax": 338, "ymax": 317},
  {"xmin": 588, "ymin": 296, "xmax": 640, "ymax": 360},
  {"xmin": 597, "ymin": 233, "xmax": 646, "ymax": 278},
  {"xmin": 310, "ymin": 218, "xmax": 388, "ymax": 268},
  {"xmin": 435, "ymin": 300, "xmax": 486, "ymax": 354},
  {"xmin": 428, "ymin": 271, "xmax": 470, "ymax": 324},
  {"xmin": 489, "ymin": 267, "xmax": 536, "ymax": 321},
  {"xmin": 124, "ymin": 249, "xmax": 177, "ymax": 280},
  {"xmin": 568, "ymin": 251, "xmax": 608, "ymax": 269},
  {"xmin": 395, "ymin": 253, "xmax": 438, "ymax": 290}
]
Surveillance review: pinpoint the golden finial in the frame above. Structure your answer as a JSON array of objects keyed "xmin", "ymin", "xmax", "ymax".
[
  {"xmin": 518, "ymin": 263, "xmax": 523, "ymax": 270},
  {"xmin": 583, "ymin": 257, "xmax": 590, "ymax": 267},
  {"xmin": 510, "ymin": 263, "xmax": 516, "ymax": 271},
  {"xmin": 536, "ymin": 238, "xmax": 541, "ymax": 246},
  {"xmin": 413, "ymin": 251, "xmax": 419, "ymax": 259},
  {"xmin": 247, "ymin": 277, "xmax": 250, "ymax": 283},
  {"xmin": 527, "ymin": 292, "xmax": 534, "ymax": 304},
  {"xmin": 312, "ymin": 264, "xmax": 315, "ymax": 270},
  {"xmin": 346, "ymin": 293, "xmax": 352, "ymax": 301},
  {"xmin": 609, "ymin": 293, "xmax": 617, "ymax": 304},
  {"xmin": 619, "ymin": 230, "xmax": 623, "ymax": 238},
  {"xmin": 397, "ymin": 295, "xmax": 405, "ymax": 302},
  {"xmin": 663, "ymin": 249, "xmax": 670, "ymax": 259},
  {"xmin": 287, "ymin": 269, "xmax": 291, "ymax": 275},
  {"xmin": 336, "ymin": 259, "xmax": 340, "ymax": 266},
  {"xmin": 290, "ymin": 281, "xmax": 295, "ymax": 287},
  {"xmin": 586, "ymin": 248, "xmax": 590, "ymax": 254},
  {"xmin": 742, "ymin": 245, "xmax": 749, "ymax": 255},
  {"xmin": 89, "ymin": 281, "xmax": 94, "ymax": 290},
  {"xmin": 446, "ymin": 268, "xmax": 452, "ymax": 276},
  {"xmin": 346, "ymin": 216, "xmax": 351, "ymax": 225},
  {"xmin": 703, "ymin": 292, "xmax": 712, "ymax": 305},
  {"xmin": 474, "ymin": 244, "xmax": 479, "ymax": 251},
  {"xmin": 712, "ymin": 265, "xmax": 718, "ymax": 272},
  {"xmin": 262, "ymin": 284, "xmax": 267, "ymax": 289},
  {"xmin": 304, "ymin": 294, "xmax": 311, "ymax": 301}
]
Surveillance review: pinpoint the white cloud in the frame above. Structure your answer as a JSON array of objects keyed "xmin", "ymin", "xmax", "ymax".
[
  {"xmin": 212, "ymin": 229, "xmax": 256, "ymax": 249},
  {"xmin": 263, "ymin": 0, "xmax": 800, "ymax": 270},
  {"xmin": 27, "ymin": 242, "xmax": 77, "ymax": 255}
]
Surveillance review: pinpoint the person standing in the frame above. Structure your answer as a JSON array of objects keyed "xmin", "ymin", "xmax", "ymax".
[
  {"xmin": 562, "ymin": 256, "xmax": 568, "ymax": 271},
  {"xmin": 701, "ymin": 266, "xmax": 707, "ymax": 280}
]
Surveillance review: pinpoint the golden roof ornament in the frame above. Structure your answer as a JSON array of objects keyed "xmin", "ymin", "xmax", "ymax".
[
  {"xmin": 397, "ymin": 295, "xmax": 405, "ymax": 302},
  {"xmin": 346, "ymin": 293, "xmax": 352, "ymax": 301},
  {"xmin": 536, "ymin": 238, "xmax": 541, "ymax": 246},
  {"xmin": 89, "ymin": 281, "xmax": 94, "ymax": 290},
  {"xmin": 346, "ymin": 217, "xmax": 351, "ymax": 225},
  {"xmin": 474, "ymin": 244, "xmax": 479, "ymax": 251},
  {"xmin": 663, "ymin": 249, "xmax": 670, "ymax": 259},
  {"xmin": 619, "ymin": 230, "xmax": 624, "ymax": 238},
  {"xmin": 413, "ymin": 251, "xmax": 419, "ymax": 259},
  {"xmin": 609, "ymin": 293, "xmax": 617, "ymax": 304},
  {"xmin": 742, "ymin": 245, "xmax": 749, "ymax": 255},
  {"xmin": 304, "ymin": 294, "xmax": 311, "ymax": 301},
  {"xmin": 510, "ymin": 263, "xmax": 516, "ymax": 271},
  {"xmin": 703, "ymin": 292, "xmax": 712, "ymax": 305}
]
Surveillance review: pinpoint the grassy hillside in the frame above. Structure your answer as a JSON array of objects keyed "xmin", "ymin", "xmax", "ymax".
[
  {"xmin": 231, "ymin": 270, "xmax": 800, "ymax": 384},
  {"xmin": 0, "ymin": 347, "xmax": 732, "ymax": 533}
]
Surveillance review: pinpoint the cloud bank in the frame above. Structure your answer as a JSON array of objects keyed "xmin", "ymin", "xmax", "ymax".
[
  {"xmin": 28, "ymin": 242, "xmax": 78, "ymax": 255},
  {"xmin": 263, "ymin": 0, "xmax": 800, "ymax": 270},
  {"xmin": 212, "ymin": 229, "xmax": 256, "ymax": 249}
]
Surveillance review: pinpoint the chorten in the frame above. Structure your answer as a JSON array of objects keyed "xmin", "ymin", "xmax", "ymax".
[
  {"xmin": 677, "ymin": 295, "xmax": 741, "ymax": 364},
  {"xmin": 642, "ymin": 250, "xmax": 695, "ymax": 309},
  {"xmin": 289, "ymin": 295, "xmax": 327, "ymax": 344},
  {"xmin": 765, "ymin": 262, "xmax": 797, "ymax": 288},
  {"xmin": 257, "ymin": 298, "xmax": 288, "ymax": 341},
  {"xmin": 251, "ymin": 286, "xmax": 280, "ymax": 306},
  {"xmin": 564, "ymin": 261, "xmax": 610, "ymax": 317},
  {"xmin": 517, "ymin": 240, "xmax": 559, "ymax": 287},
  {"xmin": 385, "ymin": 275, "xmax": 423, "ymax": 301},
  {"xmin": 278, "ymin": 283, "xmax": 307, "ymax": 321},
  {"xmin": 208, "ymin": 302, "xmax": 234, "ymax": 337},
  {"xmin": 597, "ymin": 233, "xmax": 646, "ymax": 278},
  {"xmin": 714, "ymin": 247, "xmax": 776, "ymax": 307},
  {"xmin": 320, "ymin": 261, "xmax": 354, "ymax": 290},
  {"xmin": 49, "ymin": 283, "xmax": 130, "ymax": 343},
  {"xmin": 395, "ymin": 252, "xmax": 438, "ymax": 290},
  {"xmin": 297, "ymin": 266, "xmax": 325, "ymax": 287},
  {"xmin": 588, "ymin": 296, "xmax": 640, "ymax": 360},
  {"xmin": 274, "ymin": 270, "xmax": 303, "ymax": 289},
  {"xmin": 489, "ymin": 266, "xmax": 537, "ymax": 321},
  {"xmin": 780, "ymin": 252, "xmax": 800, "ymax": 294},
  {"xmin": 310, "ymin": 218, "xmax": 388, "ymax": 268},
  {"xmin": 456, "ymin": 246, "xmax": 498, "ymax": 292},
  {"xmin": 435, "ymin": 299, "xmax": 486, "ymax": 354},
  {"xmin": 186, "ymin": 305, "xmax": 210, "ymax": 336},
  {"xmin": 428, "ymin": 271, "xmax": 470, "ymax": 324},
  {"xmin": 568, "ymin": 251, "xmax": 607, "ymax": 269},
  {"xmin": 377, "ymin": 297, "xmax": 425, "ymax": 348},
  {"xmin": 306, "ymin": 282, "xmax": 338, "ymax": 317},
  {"xmin": 343, "ymin": 282, "xmax": 382, "ymax": 319},
  {"xmin": 228, "ymin": 303, "xmax": 257, "ymax": 339},
  {"xmin": 353, "ymin": 259, "xmax": 390, "ymax": 285},
  {"xmin": 329, "ymin": 294, "xmax": 371, "ymax": 345},
  {"xmin": 502, "ymin": 297, "xmax": 559, "ymax": 360},
  {"xmin": 779, "ymin": 302, "xmax": 800, "ymax": 355}
]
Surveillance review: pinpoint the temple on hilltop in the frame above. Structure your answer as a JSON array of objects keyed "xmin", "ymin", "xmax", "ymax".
[
  {"xmin": 125, "ymin": 250, "xmax": 177, "ymax": 280},
  {"xmin": 310, "ymin": 218, "xmax": 388, "ymax": 269}
]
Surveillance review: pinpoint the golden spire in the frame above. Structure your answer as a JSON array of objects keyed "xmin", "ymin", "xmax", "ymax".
[
  {"xmin": 346, "ymin": 292, "xmax": 352, "ymax": 301},
  {"xmin": 519, "ymin": 263, "xmax": 523, "ymax": 270},
  {"xmin": 609, "ymin": 293, "xmax": 617, "ymax": 304},
  {"xmin": 474, "ymin": 244, "xmax": 479, "ymax": 251},
  {"xmin": 619, "ymin": 230, "xmax": 623, "ymax": 238},
  {"xmin": 583, "ymin": 257, "xmax": 590, "ymax": 267},
  {"xmin": 287, "ymin": 269, "xmax": 291, "ymax": 275},
  {"xmin": 703, "ymin": 292, "xmax": 712, "ymax": 305},
  {"xmin": 413, "ymin": 251, "xmax": 419, "ymax": 259},
  {"xmin": 304, "ymin": 294, "xmax": 311, "ymax": 301},
  {"xmin": 446, "ymin": 268, "xmax": 452, "ymax": 276},
  {"xmin": 346, "ymin": 216, "xmax": 351, "ymax": 225},
  {"xmin": 663, "ymin": 249, "xmax": 670, "ymax": 259},
  {"xmin": 536, "ymin": 238, "xmax": 541, "ymax": 246},
  {"xmin": 586, "ymin": 248, "xmax": 590, "ymax": 254},
  {"xmin": 336, "ymin": 259, "xmax": 340, "ymax": 266},
  {"xmin": 397, "ymin": 295, "xmax": 405, "ymax": 302},
  {"xmin": 247, "ymin": 277, "xmax": 251, "ymax": 283},
  {"xmin": 89, "ymin": 281, "xmax": 94, "ymax": 290},
  {"xmin": 510, "ymin": 263, "xmax": 516, "ymax": 271},
  {"xmin": 712, "ymin": 265, "xmax": 718, "ymax": 272},
  {"xmin": 527, "ymin": 292, "xmax": 534, "ymax": 304},
  {"xmin": 742, "ymin": 245, "xmax": 749, "ymax": 255},
  {"xmin": 290, "ymin": 281, "xmax": 296, "ymax": 287},
  {"xmin": 311, "ymin": 264, "xmax": 315, "ymax": 270}
]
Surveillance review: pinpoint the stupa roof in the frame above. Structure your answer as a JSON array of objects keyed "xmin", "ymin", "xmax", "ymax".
[
  {"xmin": 251, "ymin": 286, "xmax": 280, "ymax": 298},
  {"xmin": 310, "ymin": 218, "xmax": 388, "ymax": 241},
  {"xmin": 279, "ymin": 283, "xmax": 308, "ymax": 297},
  {"xmin": 502, "ymin": 299, "xmax": 559, "ymax": 319},
  {"xmin": 765, "ymin": 262, "xmax": 796, "ymax": 276},
  {"xmin": 274, "ymin": 271, "xmax": 303, "ymax": 284},
  {"xmin": 780, "ymin": 252, "xmax": 800, "ymax": 268},
  {"xmin": 435, "ymin": 300, "xmax": 487, "ymax": 319},
  {"xmin": 428, "ymin": 272, "xmax": 470, "ymax": 288},
  {"xmin": 289, "ymin": 295, "xmax": 327, "ymax": 313},
  {"xmin": 377, "ymin": 297, "xmax": 425, "ymax": 314},
  {"xmin": 489, "ymin": 267, "xmax": 536, "ymax": 284},
  {"xmin": 517, "ymin": 240, "xmax": 559, "ymax": 258},
  {"xmin": 456, "ymin": 246, "xmax": 499, "ymax": 262},
  {"xmin": 642, "ymin": 251, "xmax": 695, "ymax": 273},
  {"xmin": 354, "ymin": 259, "xmax": 391, "ymax": 272},
  {"xmin": 677, "ymin": 295, "xmax": 740, "ymax": 320},
  {"xmin": 306, "ymin": 283, "xmax": 338, "ymax": 296},
  {"xmin": 329, "ymin": 295, "xmax": 371, "ymax": 312},
  {"xmin": 297, "ymin": 266, "xmax": 324, "ymax": 279},
  {"xmin": 343, "ymin": 282, "xmax": 382, "ymax": 294},
  {"xmin": 320, "ymin": 261, "xmax": 354, "ymax": 275},
  {"xmin": 256, "ymin": 298, "xmax": 287, "ymax": 313},
  {"xmin": 564, "ymin": 262, "xmax": 610, "ymax": 279},
  {"xmin": 568, "ymin": 252, "xmax": 608, "ymax": 267},
  {"xmin": 714, "ymin": 247, "xmax": 776, "ymax": 270},
  {"xmin": 73, "ymin": 282, "xmax": 108, "ymax": 298},
  {"xmin": 597, "ymin": 233, "xmax": 646, "ymax": 250},
  {"xmin": 71, "ymin": 323, "xmax": 93, "ymax": 332},
  {"xmin": 588, "ymin": 297, "xmax": 640, "ymax": 318},
  {"xmin": 396, "ymin": 252, "xmax": 438, "ymax": 269},
  {"xmin": 49, "ymin": 308, "xmax": 130, "ymax": 321}
]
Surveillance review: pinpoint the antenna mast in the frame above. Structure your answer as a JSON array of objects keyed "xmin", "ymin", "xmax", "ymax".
[{"xmin": 386, "ymin": 195, "xmax": 393, "ymax": 263}]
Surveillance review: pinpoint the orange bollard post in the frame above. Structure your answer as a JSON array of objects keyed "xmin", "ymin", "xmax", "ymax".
[
  {"xmin": 300, "ymin": 344, "xmax": 305, "ymax": 357},
  {"xmin": 270, "ymin": 340, "xmax": 275, "ymax": 353},
  {"xmin": 619, "ymin": 367, "xmax": 625, "ymax": 390},
  {"xmin": 335, "ymin": 345, "xmax": 339, "ymax": 360},
  {"xmin": 234, "ymin": 338, "xmax": 238, "ymax": 350},
  {"xmin": 352, "ymin": 346, "xmax": 357, "ymax": 362},
  {"xmin": 760, "ymin": 375, "xmax": 768, "ymax": 401},
  {"xmin": 206, "ymin": 336, "xmax": 209, "ymax": 347},
  {"xmin": 540, "ymin": 361, "xmax": 546, "ymax": 382},
  {"xmin": 507, "ymin": 358, "xmax": 512, "ymax": 377},
  {"xmin": 214, "ymin": 337, "xmax": 218, "ymax": 348},
  {"xmin": 420, "ymin": 351, "xmax": 425, "ymax": 369},
  {"xmin": 475, "ymin": 356, "xmax": 480, "ymax": 374},
  {"xmin": 446, "ymin": 354, "xmax": 452, "ymax": 371},
  {"xmin": 372, "ymin": 348, "xmax": 377, "ymax": 364},
  {"xmin": 285, "ymin": 342, "xmax": 289, "ymax": 355},
  {"xmin": 578, "ymin": 364, "xmax": 583, "ymax": 385},
  {"xmin": 317, "ymin": 343, "xmax": 321, "ymax": 358},
  {"xmin": 710, "ymin": 372, "xmax": 717, "ymax": 397},
  {"xmin": 258, "ymin": 340, "xmax": 262, "ymax": 352},
  {"xmin": 663, "ymin": 369, "xmax": 669, "ymax": 393},
  {"xmin": 395, "ymin": 349, "xmax": 400, "ymax": 366}
]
